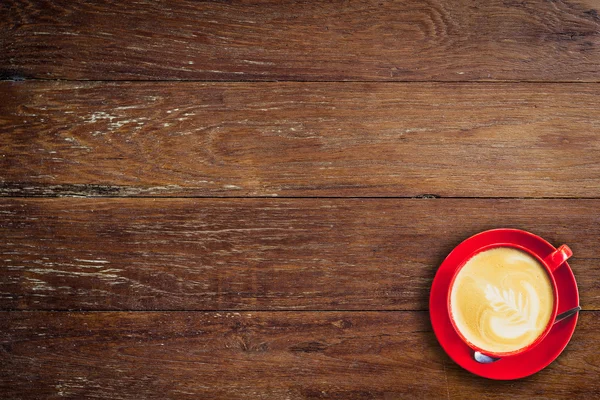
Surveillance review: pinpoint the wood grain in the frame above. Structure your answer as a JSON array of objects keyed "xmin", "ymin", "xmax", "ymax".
[
  {"xmin": 2, "ymin": 0, "xmax": 600, "ymax": 81},
  {"xmin": 1, "ymin": 311, "xmax": 597, "ymax": 399},
  {"xmin": 3, "ymin": 1, "xmax": 599, "ymax": 398},
  {"xmin": 1, "ymin": 198, "xmax": 598, "ymax": 311},
  {"xmin": 2, "ymin": 81, "xmax": 600, "ymax": 198}
]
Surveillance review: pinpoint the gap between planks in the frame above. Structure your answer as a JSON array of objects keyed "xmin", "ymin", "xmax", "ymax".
[
  {"xmin": 4, "ymin": 195, "xmax": 600, "ymax": 200},
  {"xmin": 1, "ymin": 310, "xmax": 596, "ymax": 313},
  {"xmin": 4, "ymin": 78, "xmax": 600, "ymax": 84}
]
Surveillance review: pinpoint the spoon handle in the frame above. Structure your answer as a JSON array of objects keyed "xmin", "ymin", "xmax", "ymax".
[{"xmin": 554, "ymin": 306, "xmax": 581, "ymax": 324}]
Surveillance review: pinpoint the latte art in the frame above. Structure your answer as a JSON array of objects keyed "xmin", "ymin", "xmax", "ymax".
[
  {"xmin": 450, "ymin": 247, "xmax": 554, "ymax": 354},
  {"xmin": 484, "ymin": 283, "xmax": 539, "ymax": 340}
]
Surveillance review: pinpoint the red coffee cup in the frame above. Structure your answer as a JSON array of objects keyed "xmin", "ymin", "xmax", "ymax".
[{"xmin": 447, "ymin": 242, "xmax": 573, "ymax": 358}]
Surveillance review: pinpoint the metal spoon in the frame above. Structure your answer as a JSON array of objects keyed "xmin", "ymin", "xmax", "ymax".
[
  {"xmin": 474, "ymin": 351, "xmax": 499, "ymax": 364},
  {"xmin": 473, "ymin": 305, "xmax": 582, "ymax": 364},
  {"xmin": 554, "ymin": 305, "xmax": 582, "ymax": 324}
]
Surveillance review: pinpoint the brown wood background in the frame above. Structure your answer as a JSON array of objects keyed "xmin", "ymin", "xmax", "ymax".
[
  {"xmin": 1, "ymin": 0, "xmax": 599, "ymax": 398},
  {"xmin": 2, "ymin": 0, "xmax": 600, "ymax": 81}
]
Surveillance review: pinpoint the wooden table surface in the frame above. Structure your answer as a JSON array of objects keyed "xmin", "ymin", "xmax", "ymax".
[{"xmin": 2, "ymin": 1, "xmax": 600, "ymax": 398}]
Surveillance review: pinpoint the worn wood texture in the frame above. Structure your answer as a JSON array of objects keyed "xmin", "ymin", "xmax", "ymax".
[
  {"xmin": 2, "ymin": 81, "xmax": 600, "ymax": 198},
  {"xmin": 3, "ymin": 1, "xmax": 599, "ymax": 398},
  {"xmin": 0, "ymin": 311, "xmax": 597, "ymax": 399},
  {"xmin": 2, "ymin": 0, "xmax": 600, "ymax": 81},
  {"xmin": 1, "ymin": 198, "xmax": 598, "ymax": 311}
]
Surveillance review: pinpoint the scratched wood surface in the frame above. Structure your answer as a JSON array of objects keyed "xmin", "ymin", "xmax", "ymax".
[
  {"xmin": 2, "ymin": 81, "xmax": 600, "ymax": 198},
  {"xmin": 2, "ymin": 0, "xmax": 600, "ymax": 81},
  {"xmin": 1, "ymin": 312, "xmax": 598, "ymax": 399},
  {"xmin": 2, "ymin": 0, "xmax": 600, "ymax": 398},
  {"xmin": 1, "ymin": 198, "xmax": 599, "ymax": 311}
]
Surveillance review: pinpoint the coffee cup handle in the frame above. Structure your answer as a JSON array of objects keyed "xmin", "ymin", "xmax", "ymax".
[{"xmin": 543, "ymin": 244, "xmax": 573, "ymax": 272}]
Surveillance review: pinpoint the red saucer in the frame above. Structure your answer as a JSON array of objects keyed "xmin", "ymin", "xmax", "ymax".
[{"xmin": 430, "ymin": 229, "xmax": 579, "ymax": 380}]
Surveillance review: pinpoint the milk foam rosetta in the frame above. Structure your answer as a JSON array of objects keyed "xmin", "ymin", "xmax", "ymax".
[{"xmin": 450, "ymin": 247, "xmax": 554, "ymax": 354}]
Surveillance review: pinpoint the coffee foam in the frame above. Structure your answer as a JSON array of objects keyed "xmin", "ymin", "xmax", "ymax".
[{"xmin": 450, "ymin": 247, "xmax": 554, "ymax": 354}]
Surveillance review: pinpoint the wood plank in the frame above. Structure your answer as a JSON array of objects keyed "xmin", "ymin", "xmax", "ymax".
[
  {"xmin": 2, "ymin": 0, "xmax": 600, "ymax": 81},
  {"xmin": 1, "ymin": 198, "xmax": 597, "ymax": 311},
  {"xmin": 0, "ymin": 311, "xmax": 447, "ymax": 399},
  {"xmin": 1, "ymin": 311, "xmax": 598, "ymax": 399},
  {"xmin": 2, "ymin": 81, "xmax": 600, "ymax": 198}
]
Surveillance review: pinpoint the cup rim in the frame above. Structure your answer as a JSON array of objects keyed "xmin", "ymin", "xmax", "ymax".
[{"xmin": 446, "ymin": 242, "xmax": 560, "ymax": 358}]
